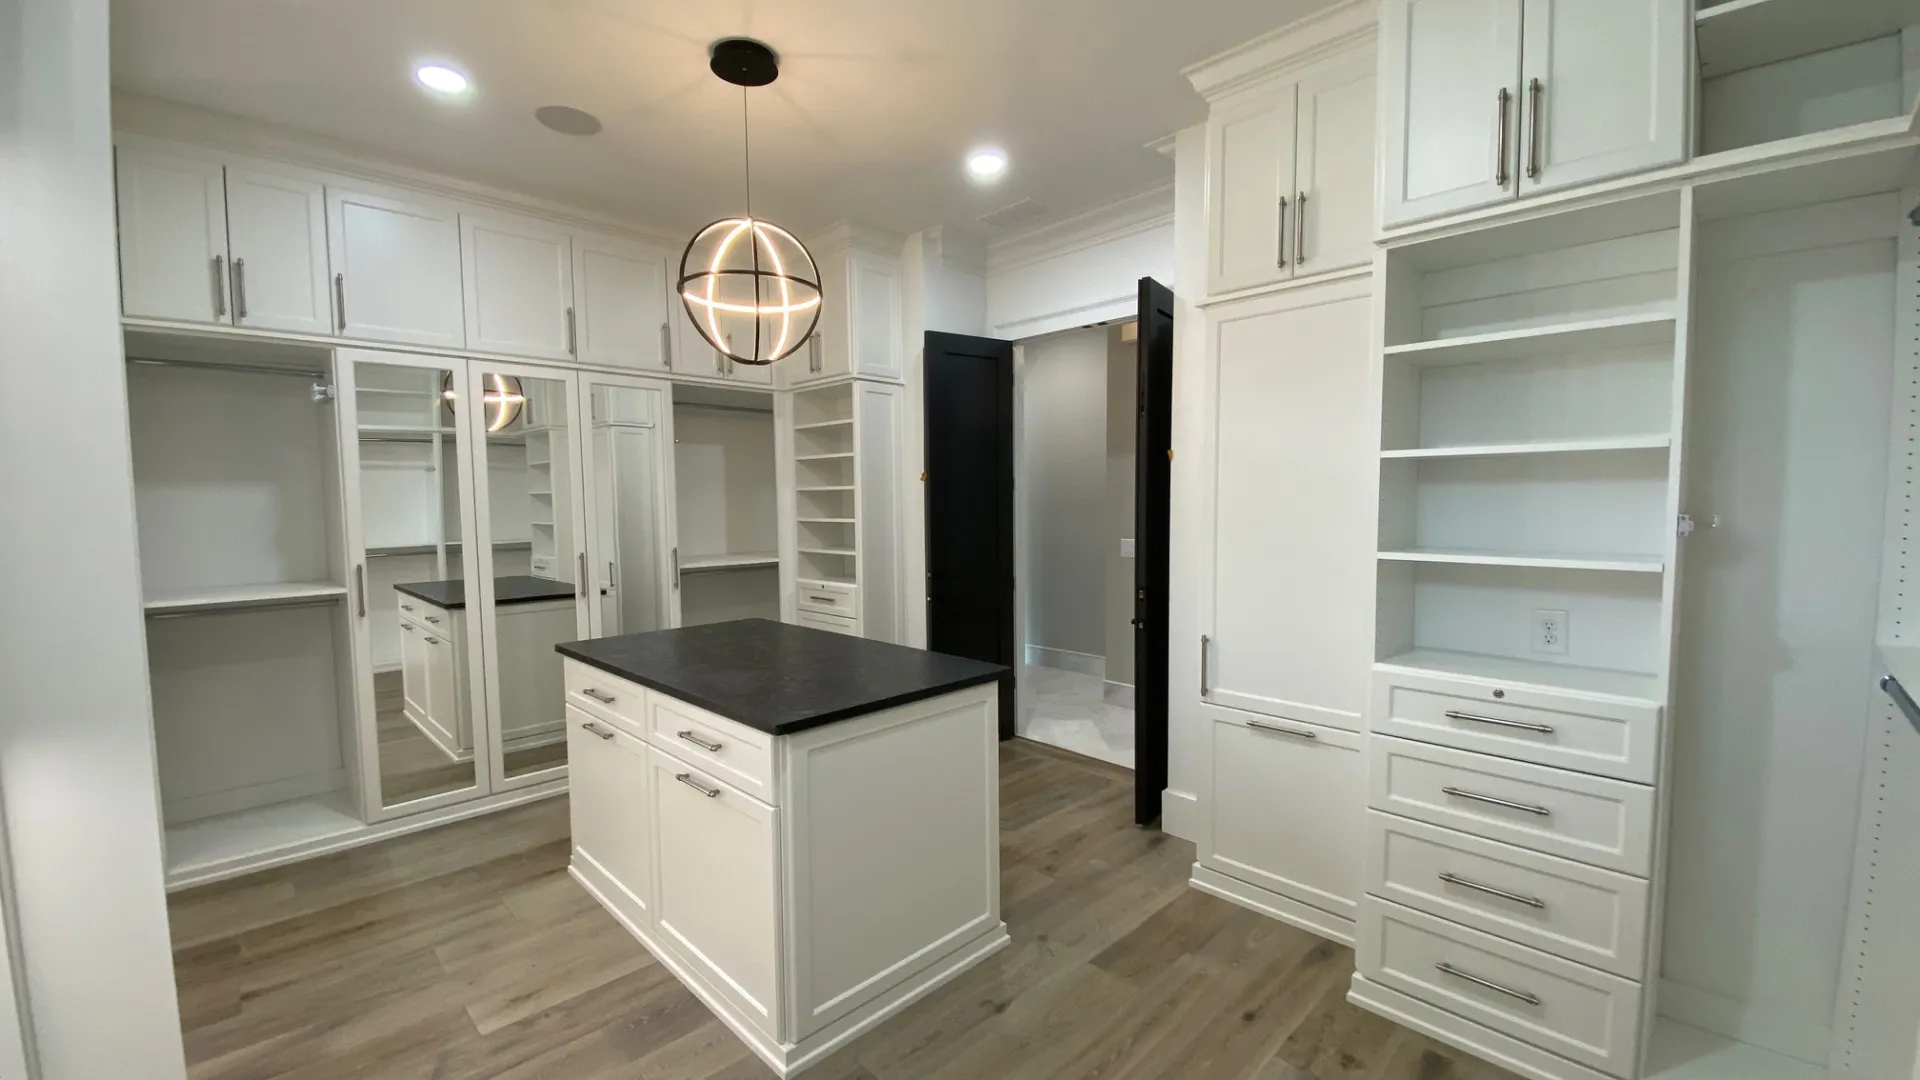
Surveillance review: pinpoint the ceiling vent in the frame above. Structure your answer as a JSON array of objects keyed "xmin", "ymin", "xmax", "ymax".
[{"xmin": 977, "ymin": 197, "xmax": 1050, "ymax": 231}]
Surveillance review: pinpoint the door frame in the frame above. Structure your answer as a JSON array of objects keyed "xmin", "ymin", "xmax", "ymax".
[{"xmin": 574, "ymin": 371, "xmax": 680, "ymax": 636}]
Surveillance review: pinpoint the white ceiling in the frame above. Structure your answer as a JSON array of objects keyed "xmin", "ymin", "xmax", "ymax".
[{"xmin": 110, "ymin": 0, "xmax": 1338, "ymax": 241}]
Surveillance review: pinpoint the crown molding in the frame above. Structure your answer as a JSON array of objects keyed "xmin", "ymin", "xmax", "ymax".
[
  {"xmin": 1183, "ymin": 0, "xmax": 1379, "ymax": 102},
  {"xmin": 986, "ymin": 184, "xmax": 1175, "ymax": 276},
  {"xmin": 922, "ymin": 225, "xmax": 989, "ymax": 276},
  {"xmin": 1144, "ymin": 132, "xmax": 1180, "ymax": 159},
  {"xmin": 810, "ymin": 219, "xmax": 908, "ymax": 258},
  {"xmin": 111, "ymin": 92, "xmax": 687, "ymax": 248}
]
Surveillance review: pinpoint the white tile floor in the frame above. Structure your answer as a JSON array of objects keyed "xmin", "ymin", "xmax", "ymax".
[{"xmin": 1017, "ymin": 663, "xmax": 1136, "ymax": 770}]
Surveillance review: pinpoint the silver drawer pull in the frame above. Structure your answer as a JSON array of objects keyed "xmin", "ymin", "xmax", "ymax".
[
  {"xmin": 400, "ymin": 604, "xmax": 415, "ymax": 613},
  {"xmin": 1446, "ymin": 709, "xmax": 1554, "ymax": 735},
  {"xmin": 423, "ymin": 636, "xmax": 440, "ymax": 645},
  {"xmin": 580, "ymin": 721, "xmax": 615, "ymax": 741},
  {"xmin": 677, "ymin": 730, "xmax": 723, "ymax": 753},
  {"xmin": 808, "ymin": 595, "xmax": 837, "ymax": 603},
  {"xmin": 675, "ymin": 772, "xmax": 721, "ymax": 798},
  {"xmin": 1439, "ymin": 872, "xmax": 1546, "ymax": 909},
  {"xmin": 1442, "ymin": 786, "xmax": 1552, "ymax": 817},
  {"xmin": 1435, "ymin": 962, "xmax": 1541, "ymax": 1006},
  {"xmin": 581, "ymin": 688, "xmax": 616, "ymax": 705},
  {"xmin": 1248, "ymin": 720, "xmax": 1317, "ymax": 740},
  {"xmin": 425, "ymin": 616, "xmax": 442, "ymax": 625}
]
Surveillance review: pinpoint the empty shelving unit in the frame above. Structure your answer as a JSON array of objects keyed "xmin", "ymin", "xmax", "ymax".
[
  {"xmin": 671, "ymin": 383, "xmax": 782, "ymax": 626},
  {"xmin": 786, "ymin": 379, "xmax": 906, "ymax": 641}
]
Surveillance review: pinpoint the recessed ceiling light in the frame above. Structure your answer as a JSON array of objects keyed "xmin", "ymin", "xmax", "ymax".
[
  {"xmin": 966, "ymin": 148, "xmax": 1009, "ymax": 182},
  {"xmin": 535, "ymin": 105, "xmax": 603, "ymax": 136},
  {"xmin": 415, "ymin": 64, "xmax": 470, "ymax": 95}
]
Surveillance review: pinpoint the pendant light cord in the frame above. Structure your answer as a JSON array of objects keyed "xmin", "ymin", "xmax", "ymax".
[
  {"xmin": 742, "ymin": 84, "xmax": 762, "ymax": 362},
  {"xmin": 741, "ymin": 87, "xmax": 754, "ymax": 222}
]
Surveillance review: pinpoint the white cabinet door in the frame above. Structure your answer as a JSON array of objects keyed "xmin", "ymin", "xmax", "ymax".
[
  {"xmin": 572, "ymin": 232, "xmax": 672, "ymax": 373},
  {"xmin": 326, "ymin": 186, "xmax": 465, "ymax": 348},
  {"xmin": 677, "ymin": 303, "xmax": 777, "ymax": 386},
  {"xmin": 1294, "ymin": 59, "xmax": 1378, "ymax": 277},
  {"xmin": 224, "ymin": 166, "xmax": 332, "ymax": 334},
  {"xmin": 114, "ymin": 146, "xmax": 229, "ymax": 324},
  {"xmin": 399, "ymin": 622, "xmax": 430, "ymax": 724},
  {"xmin": 1203, "ymin": 714, "xmax": 1364, "ymax": 921},
  {"xmin": 1205, "ymin": 85, "xmax": 1297, "ymax": 295},
  {"xmin": 1519, "ymin": 0, "xmax": 1685, "ymax": 195},
  {"xmin": 650, "ymin": 751, "xmax": 780, "ymax": 1037},
  {"xmin": 1201, "ymin": 282, "xmax": 1375, "ymax": 732},
  {"xmin": 461, "ymin": 212, "xmax": 574, "ymax": 361},
  {"xmin": 1378, "ymin": 0, "xmax": 1523, "ymax": 227},
  {"xmin": 568, "ymin": 708, "xmax": 654, "ymax": 923},
  {"xmin": 848, "ymin": 252, "xmax": 903, "ymax": 381},
  {"xmin": 424, "ymin": 626, "xmax": 464, "ymax": 754}
]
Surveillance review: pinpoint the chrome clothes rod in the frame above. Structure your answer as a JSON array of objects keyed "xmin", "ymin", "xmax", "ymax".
[
  {"xmin": 128, "ymin": 355, "xmax": 327, "ymax": 380},
  {"xmin": 1879, "ymin": 673, "xmax": 1920, "ymax": 737}
]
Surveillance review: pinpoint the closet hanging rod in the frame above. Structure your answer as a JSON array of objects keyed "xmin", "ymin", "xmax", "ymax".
[
  {"xmin": 145, "ymin": 596, "xmax": 342, "ymax": 620},
  {"xmin": 357, "ymin": 434, "xmax": 526, "ymax": 447},
  {"xmin": 127, "ymin": 355, "xmax": 328, "ymax": 381},
  {"xmin": 674, "ymin": 401, "xmax": 774, "ymax": 416},
  {"xmin": 1879, "ymin": 673, "xmax": 1920, "ymax": 737}
]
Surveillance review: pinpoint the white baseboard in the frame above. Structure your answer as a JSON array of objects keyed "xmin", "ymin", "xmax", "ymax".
[
  {"xmin": 1024, "ymin": 645, "xmax": 1105, "ymax": 678},
  {"xmin": 1102, "ymin": 680, "xmax": 1135, "ymax": 707},
  {"xmin": 1189, "ymin": 864, "xmax": 1354, "ymax": 946},
  {"xmin": 1656, "ymin": 978, "xmax": 1831, "ymax": 1066},
  {"xmin": 1160, "ymin": 788, "xmax": 1198, "ymax": 841}
]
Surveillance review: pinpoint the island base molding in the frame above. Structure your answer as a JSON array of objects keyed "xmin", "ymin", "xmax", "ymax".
[
  {"xmin": 1189, "ymin": 864, "xmax": 1356, "ymax": 948},
  {"xmin": 1346, "ymin": 975, "xmax": 1612, "ymax": 1080}
]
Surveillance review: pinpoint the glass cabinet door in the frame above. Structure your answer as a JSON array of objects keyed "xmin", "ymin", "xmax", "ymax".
[
  {"xmin": 580, "ymin": 374, "xmax": 676, "ymax": 638},
  {"xmin": 340, "ymin": 350, "xmax": 484, "ymax": 817}
]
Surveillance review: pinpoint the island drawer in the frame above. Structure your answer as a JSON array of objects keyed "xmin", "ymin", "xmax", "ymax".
[
  {"xmin": 796, "ymin": 579, "xmax": 857, "ymax": 618},
  {"xmin": 648, "ymin": 693, "xmax": 777, "ymax": 806},
  {"xmin": 564, "ymin": 660, "xmax": 647, "ymax": 738}
]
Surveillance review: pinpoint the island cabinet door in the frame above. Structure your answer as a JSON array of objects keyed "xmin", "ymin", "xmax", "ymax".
[
  {"xmin": 649, "ymin": 749, "xmax": 781, "ymax": 1040},
  {"xmin": 567, "ymin": 706, "xmax": 654, "ymax": 926}
]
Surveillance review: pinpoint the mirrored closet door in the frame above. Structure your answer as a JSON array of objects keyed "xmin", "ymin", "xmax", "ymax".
[
  {"xmin": 468, "ymin": 362, "xmax": 589, "ymax": 789},
  {"xmin": 338, "ymin": 349, "xmax": 486, "ymax": 819},
  {"xmin": 578, "ymin": 373, "xmax": 676, "ymax": 638}
]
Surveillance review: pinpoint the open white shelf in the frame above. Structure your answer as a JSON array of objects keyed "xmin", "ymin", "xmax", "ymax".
[
  {"xmin": 1376, "ymin": 648, "xmax": 1662, "ymax": 705},
  {"xmin": 794, "ymin": 418, "xmax": 854, "ymax": 431},
  {"xmin": 1643, "ymin": 1016, "xmax": 1826, "ymax": 1080},
  {"xmin": 164, "ymin": 791, "xmax": 362, "ymax": 882},
  {"xmin": 797, "ymin": 517, "xmax": 856, "ymax": 524},
  {"xmin": 681, "ymin": 552, "xmax": 780, "ymax": 572},
  {"xmin": 795, "ymin": 452, "xmax": 855, "ymax": 462},
  {"xmin": 1378, "ymin": 548, "xmax": 1664, "ymax": 573},
  {"xmin": 1381, "ymin": 435, "xmax": 1671, "ymax": 460},
  {"xmin": 143, "ymin": 581, "xmax": 348, "ymax": 615},
  {"xmin": 1695, "ymin": 0, "xmax": 1918, "ymax": 79},
  {"xmin": 1386, "ymin": 312, "xmax": 1677, "ymax": 366}
]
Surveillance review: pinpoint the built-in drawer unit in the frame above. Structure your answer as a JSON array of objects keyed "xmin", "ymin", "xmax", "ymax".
[
  {"xmin": 796, "ymin": 609, "xmax": 858, "ymax": 636},
  {"xmin": 564, "ymin": 659, "xmax": 647, "ymax": 738},
  {"xmin": 795, "ymin": 578, "xmax": 857, "ymax": 618},
  {"xmin": 1359, "ymin": 898, "xmax": 1643, "ymax": 1077},
  {"xmin": 1365, "ymin": 812, "xmax": 1649, "ymax": 979},
  {"xmin": 399, "ymin": 600, "xmax": 451, "ymax": 633},
  {"xmin": 1367, "ymin": 736, "xmax": 1654, "ymax": 875},
  {"xmin": 1370, "ymin": 668, "xmax": 1660, "ymax": 784},
  {"xmin": 647, "ymin": 690, "xmax": 777, "ymax": 805}
]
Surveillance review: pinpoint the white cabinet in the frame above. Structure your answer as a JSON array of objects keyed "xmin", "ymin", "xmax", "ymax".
[
  {"xmin": 1204, "ymin": 56, "xmax": 1376, "ymax": 295},
  {"xmin": 1378, "ymin": 0, "xmax": 1685, "ymax": 227},
  {"xmin": 794, "ymin": 248, "xmax": 903, "ymax": 384},
  {"xmin": 572, "ymin": 232, "xmax": 673, "ymax": 373},
  {"xmin": 399, "ymin": 620, "xmax": 432, "ymax": 730},
  {"xmin": 675, "ymin": 302, "xmax": 776, "ymax": 386},
  {"xmin": 223, "ymin": 167, "xmax": 332, "ymax": 334},
  {"xmin": 115, "ymin": 147, "xmax": 230, "ymax": 324},
  {"xmin": 461, "ymin": 212, "xmax": 575, "ymax": 361},
  {"xmin": 326, "ymin": 186, "xmax": 465, "ymax": 348},
  {"xmin": 567, "ymin": 709, "xmax": 655, "ymax": 923}
]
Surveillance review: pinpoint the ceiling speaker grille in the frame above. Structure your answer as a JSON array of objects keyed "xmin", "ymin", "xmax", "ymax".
[{"xmin": 977, "ymin": 197, "xmax": 1050, "ymax": 230}]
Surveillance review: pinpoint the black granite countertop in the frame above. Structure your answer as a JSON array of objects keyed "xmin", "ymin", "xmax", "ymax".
[
  {"xmin": 555, "ymin": 618, "xmax": 1008, "ymax": 736},
  {"xmin": 394, "ymin": 575, "xmax": 577, "ymax": 610}
]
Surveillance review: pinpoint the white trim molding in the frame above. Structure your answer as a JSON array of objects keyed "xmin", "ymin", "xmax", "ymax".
[
  {"xmin": 1182, "ymin": 0, "xmax": 1380, "ymax": 103},
  {"xmin": 1025, "ymin": 645, "xmax": 1105, "ymax": 679},
  {"xmin": 987, "ymin": 184, "xmax": 1175, "ymax": 277}
]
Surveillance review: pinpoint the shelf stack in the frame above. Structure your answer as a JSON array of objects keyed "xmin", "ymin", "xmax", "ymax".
[{"xmin": 791, "ymin": 384, "xmax": 860, "ymax": 635}]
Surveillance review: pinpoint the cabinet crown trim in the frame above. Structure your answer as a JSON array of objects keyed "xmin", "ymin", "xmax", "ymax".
[
  {"xmin": 810, "ymin": 220, "xmax": 907, "ymax": 258},
  {"xmin": 1183, "ymin": 0, "xmax": 1378, "ymax": 101}
]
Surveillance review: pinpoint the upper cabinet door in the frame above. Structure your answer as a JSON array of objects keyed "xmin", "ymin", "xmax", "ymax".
[
  {"xmin": 1294, "ymin": 58, "xmax": 1378, "ymax": 277},
  {"xmin": 115, "ymin": 146, "xmax": 229, "ymax": 324},
  {"xmin": 461, "ymin": 212, "xmax": 575, "ymax": 362},
  {"xmin": 223, "ymin": 166, "xmax": 332, "ymax": 335},
  {"xmin": 1378, "ymin": 0, "xmax": 1523, "ymax": 228},
  {"xmin": 326, "ymin": 186, "xmax": 465, "ymax": 349},
  {"xmin": 849, "ymin": 252, "xmax": 903, "ymax": 381},
  {"xmin": 1519, "ymin": 0, "xmax": 1686, "ymax": 195},
  {"xmin": 572, "ymin": 232, "xmax": 672, "ymax": 373},
  {"xmin": 1205, "ymin": 84, "xmax": 1297, "ymax": 295}
]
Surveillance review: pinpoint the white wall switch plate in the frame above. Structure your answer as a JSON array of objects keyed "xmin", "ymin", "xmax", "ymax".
[
  {"xmin": 1532, "ymin": 608, "xmax": 1569, "ymax": 655},
  {"xmin": 1120, "ymin": 538, "xmax": 1136, "ymax": 558}
]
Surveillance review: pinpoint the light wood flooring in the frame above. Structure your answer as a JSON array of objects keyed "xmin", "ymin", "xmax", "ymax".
[{"xmin": 168, "ymin": 738, "xmax": 1522, "ymax": 1080}]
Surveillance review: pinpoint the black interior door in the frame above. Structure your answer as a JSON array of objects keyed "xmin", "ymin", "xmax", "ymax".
[
  {"xmin": 1134, "ymin": 278, "xmax": 1175, "ymax": 826},
  {"xmin": 924, "ymin": 330, "xmax": 1017, "ymax": 738}
]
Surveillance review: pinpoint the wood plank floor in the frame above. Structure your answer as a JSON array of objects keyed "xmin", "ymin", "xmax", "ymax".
[{"xmin": 169, "ymin": 738, "xmax": 1523, "ymax": 1080}]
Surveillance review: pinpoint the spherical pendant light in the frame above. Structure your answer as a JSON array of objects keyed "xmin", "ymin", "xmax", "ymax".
[{"xmin": 678, "ymin": 39, "xmax": 822, "ymax": 367}]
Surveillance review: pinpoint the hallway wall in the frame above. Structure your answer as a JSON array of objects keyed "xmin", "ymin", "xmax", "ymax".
[
  {"xmin": 1104, "ymin": 325, "xmax": 1138, "ymax": 688},
  {"xmin": 1020, "ymin": 327, "xmax": 1109, "ymax": 666}
]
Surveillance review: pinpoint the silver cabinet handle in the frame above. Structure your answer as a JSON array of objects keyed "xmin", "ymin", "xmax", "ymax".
[
  {"xmin": 424, "ymin": 636, "xmax": 440, "ymax": 645},
  {"xmin": 401, "ymin": 622, "xmax": 416, "ymax": 633},
  {"xmin": 671, "ymin": 546, "xmax": 680, "ymax": 590},
  {"xmin": 1248, "ymin": 720, "xmax": 1317, "ymax": 741},
  {"xmin": 1275, "ymin": 196, "xmax": 1289, "ymax": 269},
  {"xmin": 1435, "ymin": 962, "xmax": 1540, "ymax": 1006},
  {"xmin": 1494, "ymin": 88, "xmax": 1513, "ymax": 189},
  {"xmin": 425, "ymin": 615, "xmax": 441, "ymax": 625},
  {"xmin": 1445, "ymin": 709, "xmax": 1554, "ymax": 735},
  {"xmin": 677, "ymin": 729, "xmax": 723, "ymax": 753},
  {"xmin": 660, "ymin": 322, "xmax": 673, "ymax": 369},
  {"xmin": 808, "ymin": 595, "xmax": 836, "ymax": 603},
  {"xmin": 355, "ymin": 564, "xmax": 367, "ymax": 617},
  {"xmin": 400, "ymin": 603, "xmax": 415, "ymax": 613},
  {"xmin": 580, "ymin": 721, "xmax": 615, "ymax": 741},
  {"xmin": 1200, "ymin": 634, "xmax": 1210, "ymax": 697},
  {"xmin": 1526, "ymin": 77, "xmax": 1543, "ymax": 181},
  {"xmin": 675, "ymin": 772, "xmax": 721, "ymax": 798},
  {"xmin": 809, "ymin": 331, "xmax": 822, "ymax": 373},
  {"xmin": 1442, "ymin": 786, "xmax": 1551, "ymax": 817},
  {"xmin": 212, "ymin": 255, "xmax": 228, "ymax": 318},
  {"xmin": 577, "ymin": 552, "xmax": 587, "ymax": 598},
  {"xmin": 566, "ymin": 306, "xmax": 578, "ymax": 356},
  {"xmin": 232, "ymin": 257, "xmax": 248, "ymax": 321},
  {"xmin": 1439, "ymin": 872, "xmax": 1546, "ymax": 909},
  {"xmin": 1294, "ymin": 192, "xmax": 1307, "ymax": 266},
  {"xmin": 581, "ymin": 687, "xmax": 616, "ymax": 704},
  {"xmin": 334, "ymin": 272, "xmax": 347, "ymax": 331}
]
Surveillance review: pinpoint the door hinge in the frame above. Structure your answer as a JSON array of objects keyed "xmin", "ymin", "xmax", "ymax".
[{"xmin": 1678, "ymin": 512, "xmax": 1721, "ymax": 538}]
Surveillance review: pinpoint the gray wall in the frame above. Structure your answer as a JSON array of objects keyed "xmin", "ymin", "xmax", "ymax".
[
  {"xmin": 1105, "ymin": 326, "xmax": 1139, "ymax": 686},
  {"xmin": 1020, "ymin": 328, "xmax": 1109, "ymax": 662}
]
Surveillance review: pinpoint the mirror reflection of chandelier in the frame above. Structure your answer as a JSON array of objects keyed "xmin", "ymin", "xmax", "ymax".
[
  {"xmin": 677, "ymin": 38, "xmax": 822, "ymax": 367},
  {"xmin": 442, "ymin": 371, "xmax": 525, "ymax": 433}
]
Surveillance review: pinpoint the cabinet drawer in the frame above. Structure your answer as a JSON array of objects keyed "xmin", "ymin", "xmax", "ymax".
[
  {"xmin": 796, "ymin": 609, "xmax": 858, "ymax": 637},
  {"xmin": 396, "ymin": 599, "xmax": 451, "ymax": 633},
  {"xmin": 647, "ymin": 692, "xmax": 777, "ymax": 805},
  {"xmin": 1202, "ymin": 713, "xmax": 1364, "ymax": 921},
  {"xmin": 796, "ymin": 579, "xmax": 858, "ymax": 618},
  {"xmin": 1359, "ymin": 898, "xmax": 1642, "ymax": 1076},
  {"xmin": 1365, "ymin": 812, "xmax": 1648, "ymax": 979},
  {"xmin": 563, "ymin": 660, "xmax": 646, "ymax": 738},
  {"xmin": 1372, "ymin": 669, "xmax": 1660, "ymax": 783},
  {"xmin": 1367, "ymin": 737, "xmax": 1653, "ymax": 875}
]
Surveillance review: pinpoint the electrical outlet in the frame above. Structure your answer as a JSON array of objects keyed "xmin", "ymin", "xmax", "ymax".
[{"xmin": 1532, "ymin": 609, "xmax": 1569, "ymax": 655}]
